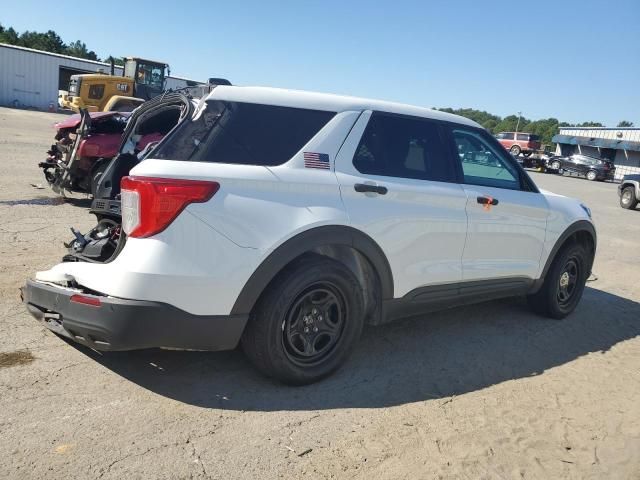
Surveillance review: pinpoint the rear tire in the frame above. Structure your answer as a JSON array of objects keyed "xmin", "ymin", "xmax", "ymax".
[
  {"xmin": 510, "ymin": 145, "xmax": 521, "ymax": 156},
  {"xmin": 620, "ymin": 186, "xmax": 638, "ymax": 209},
  {"xmin": 527, "ymin": 243, "xmax": 590, "ymax": 319},
  {"xmin": 241, "ymin": 255, "xmax": 364, "ymax": 385},
  {"xmin": 551, "ymin": 160, "xmax": 561, "ymax": 170}
]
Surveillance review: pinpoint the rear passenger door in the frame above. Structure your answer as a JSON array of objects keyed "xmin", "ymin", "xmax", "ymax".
[
  {"xmin": 334, "ymin": 111, "xmax": 468, "ymax": 297},
  {"xmin": 446, "ymin": 126, "xmax": 548, "ymax": 282}
]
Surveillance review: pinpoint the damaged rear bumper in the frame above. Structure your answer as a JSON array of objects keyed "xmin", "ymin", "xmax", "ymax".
[{"xmin": 21, "ymin": 279, "xmax": 248, "ymax": 352}]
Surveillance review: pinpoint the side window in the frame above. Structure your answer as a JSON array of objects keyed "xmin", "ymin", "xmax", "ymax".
[
  {"xmin": 88, "ymin": 84, "xmax": 105, "ymax": 100},
  {"xmin": 516, "ymin": 133, "xmax": 529, "ymax": 141},
  {"xmin": 353, "ymin": 113, "xmax": 456, "ymax": 182},
  {"xmin": 451, "ymin": 128, "xmax": 521, "ymax": 190}
]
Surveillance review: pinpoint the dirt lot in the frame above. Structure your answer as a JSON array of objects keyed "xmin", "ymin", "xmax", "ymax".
[{"xmin": 0, "ymin": 107, "xmax": 638, "ymax": 480}]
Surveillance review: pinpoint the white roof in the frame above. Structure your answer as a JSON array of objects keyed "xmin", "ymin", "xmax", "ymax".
[{"xmin": 206, "ymin": 86, "xmax": 480, "ymax": 128}]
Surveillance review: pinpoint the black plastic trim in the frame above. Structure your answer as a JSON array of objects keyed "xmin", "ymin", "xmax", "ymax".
[
  {"xmin": 23, "ymin": 280, "xmax": 247, "ymax": 352},
  {"xmin": 230, "ymin": 225, "xmax": 394, "ymax": 316},
  {"xmin": 381, "ymin": 277, "xmax": 534, "ymax": 324},
  {"xmin": 530, "ymin": 220, "xmax": 596, "ymax": 293}
]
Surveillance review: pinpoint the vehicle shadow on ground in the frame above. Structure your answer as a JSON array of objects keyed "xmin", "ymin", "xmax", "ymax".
[
  {"xmin": 0, "ymin": 196, "xmax": 91, "ymax": 208},
  {"xmin": 72, "ymin": 286, "xmax": 640, "ymax": 411}
]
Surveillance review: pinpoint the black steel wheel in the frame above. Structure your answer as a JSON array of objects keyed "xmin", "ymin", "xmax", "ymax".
[
  {"xmin": 282, "ymin": 283, "xmax": 346, "ymax": 367},
  {"xmin": 527, "ymin": 242, "xmax": 591, "ymax": 319},
  {"xmin": 556, "ymin": 257, "xmax": 580, "ymax": 308},
  {"xmin": 242, "ymin": 254, "xmax": 364, "ymax": 385}
]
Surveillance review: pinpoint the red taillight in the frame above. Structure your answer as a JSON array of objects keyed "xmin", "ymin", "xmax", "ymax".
[
  {"xmin": 120, "ymin": 176, "xmax": 219, "ymax": 238},
  {"xmin": 70, "ymin": 294, "xmax": 102, "ymax": 307}
]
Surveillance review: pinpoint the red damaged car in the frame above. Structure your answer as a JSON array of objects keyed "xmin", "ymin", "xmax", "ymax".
[
  {"xmin": 40, "ymin": 111, "xmax": 129, "ymax": 195},
  {"xmin": 39, "ymin": 110, "xmax": 162, "ymax": 196}
]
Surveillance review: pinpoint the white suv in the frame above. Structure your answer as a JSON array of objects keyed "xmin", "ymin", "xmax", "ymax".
[{"xmin": 23, "ymin": 86, "xmax": 596, "ymax": 384}]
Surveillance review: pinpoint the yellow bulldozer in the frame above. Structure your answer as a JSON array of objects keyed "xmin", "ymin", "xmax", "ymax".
[{"xmin": 62, "ymin": 57, "xmax": 171, "ymax": 112}]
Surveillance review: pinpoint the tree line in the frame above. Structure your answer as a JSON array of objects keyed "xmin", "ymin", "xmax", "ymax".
[
  {"xmin": 0, "ymin": 23, "xmax": 122, "ymax": 64},
  {"xmin": 437, "ymin": 108, "xmax": 634, "ymax": 147}
]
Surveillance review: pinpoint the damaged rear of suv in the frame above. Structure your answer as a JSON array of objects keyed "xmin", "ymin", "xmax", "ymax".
[
  {"xmin": 24, "ymin": 86, "xmax": 596, "ymax": 384},
  {"xmin": 63, "ymin": 92, "xmax": 196, "ymax": 264}
]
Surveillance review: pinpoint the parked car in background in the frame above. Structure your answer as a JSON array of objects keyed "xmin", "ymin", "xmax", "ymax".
[
  {"xmin": 548, "ymin": 154, "xmax": 615, "ymax": 181},
  {"xmin": 516, "ymin": 154, "xmax": 547, "ymax": 172},
  {"xmin": 618, "ymin": 174, "xmax": 640, "ymax": 209},
  {"xmin": 496, "ymin": 132, "xmax": 541, "ymax": 156}
]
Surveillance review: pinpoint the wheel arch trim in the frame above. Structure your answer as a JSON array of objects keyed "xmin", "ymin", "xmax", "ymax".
[
  {"xmin": 531, "ymin": 220, "xmax": 596, "ymax": 293},
  {"xmin": 230, "ymin": 225, "xmax": 394, "ymax": 316}
]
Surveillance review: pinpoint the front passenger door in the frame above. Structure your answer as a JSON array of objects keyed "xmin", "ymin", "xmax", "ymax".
[
  {"xmin": 447, "ymin": 127, "xmax": 549, "ymax": 282},
  {"xmin": 334, "ymin": 111, "xmax": 468, "ymax": 297}
]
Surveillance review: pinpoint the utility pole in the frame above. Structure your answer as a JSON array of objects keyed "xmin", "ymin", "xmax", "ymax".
[{"xmin": 515, "ymin": 111, "xmax": 522, "ymax": 133}]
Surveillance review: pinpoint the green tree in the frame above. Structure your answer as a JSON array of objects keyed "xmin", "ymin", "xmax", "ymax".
[
  {"xmin": 0, "ymin": 22, "xmax": 104, "ymax": 62},
  {"xmin": 104, "ymin": 55, "xmax": 125, "ymax": 66},
  {"xmin": 65, "ymin": 40, "xmax": 99, "ymax": 61},
  {"xmin": 494, "ymin": 115, "xmax": 524, "ymax": 133},
  {"xmin": 577, "ymin": 121, "xmax": 604, "ymax": 127},
  {"xmin": 617, "ymin": 120, "xmax": 634, "ymax": 127},
  {"xmin": 18, "ymin": 30, "xmax": 66, "ymax": 53},
  {"xmin": 0, "ymin": 24, "xmax": 20, "ymax": 44}
]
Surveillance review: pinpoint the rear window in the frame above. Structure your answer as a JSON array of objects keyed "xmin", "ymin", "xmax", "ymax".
[{"xmin": 153, "ymin": 101, "xmax": 336, "ymax": 166}]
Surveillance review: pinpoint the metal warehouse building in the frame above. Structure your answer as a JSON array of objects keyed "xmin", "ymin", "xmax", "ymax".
[
  {"xmin": 553, "ymin": 127, "xmax": 640, "ymax": 180},
  {"xmin": 0, "ymin": 43, "xmax": 201, "ymax": 111}
]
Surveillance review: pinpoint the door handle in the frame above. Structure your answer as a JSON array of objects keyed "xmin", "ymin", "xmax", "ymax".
[
  {"xmin": 477, "ymin": 196, "xmax": 499, "ymax": 206},
  {"xmin": 354, "ymin": 183, "xmax": 388, "ymax": 195}
]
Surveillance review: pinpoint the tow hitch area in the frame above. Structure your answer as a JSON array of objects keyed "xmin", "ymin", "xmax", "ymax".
[{"xmin": 63, "ymin": 219, "xmax": 124, "ymax": 263}]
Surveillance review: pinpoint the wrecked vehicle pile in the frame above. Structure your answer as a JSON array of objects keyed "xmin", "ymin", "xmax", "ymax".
[
  {"xmin": 39, "ymin": 110, "xmax": 130, "ymax": 195},
  {"xmin": 63, "ymin": 92, "xmax": 195, "ymax": 263}
]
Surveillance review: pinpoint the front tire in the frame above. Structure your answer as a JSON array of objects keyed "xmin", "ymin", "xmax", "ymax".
[
  {"xmin": 241, "ymin": 255, "xmax": 364, "ymax": 385},
  {"xmin": 527, "ymin": 243, "xmax": 590, "ymax": 319},
  {"xmin": 620, "ymin": 186, "xmax": 638, "ymax": 209},
  {"xmin": 586, "ymin": 170, "xmax": 598, "ymax": 181},
  {"xmin": 551, "ymin": 160, "xmax": 561, "ymax": 170}
]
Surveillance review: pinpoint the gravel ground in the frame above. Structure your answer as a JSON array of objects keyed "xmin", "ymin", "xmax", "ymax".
[{"xmin": 0, "ymin": 107, "xmax": 638, "ymax": 480}]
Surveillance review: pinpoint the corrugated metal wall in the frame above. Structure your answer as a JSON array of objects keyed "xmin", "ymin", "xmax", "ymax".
[
  {"xmin": 555, "ymin": 128, "xmax": 640, "ymax": 179},
  {"xmin": 0, "ymin": 44, "xmax": 199, "ymax": 110},
  {"xmin": 559, "ymin": 128, "xmax": 640, "ymax": 142}
]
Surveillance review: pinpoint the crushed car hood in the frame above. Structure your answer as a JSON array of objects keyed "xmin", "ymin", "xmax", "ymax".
[{"xmin": 55, "ymin": 111, "xmax": 131, "ymax": 130}]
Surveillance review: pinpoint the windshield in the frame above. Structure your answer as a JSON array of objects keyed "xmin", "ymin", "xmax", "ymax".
[
  {"xmin": 126, "ymin": 60, "xmax": 165, "ymax": 88},
  {"xmin": 137, "ymin": 63, "xmax": 164, "ymax": 87}
]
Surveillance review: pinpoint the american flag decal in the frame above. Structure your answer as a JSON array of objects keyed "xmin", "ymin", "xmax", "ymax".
[{"xmin": 303, "ymin": 152, "xmax": 330, "ymax": 169}]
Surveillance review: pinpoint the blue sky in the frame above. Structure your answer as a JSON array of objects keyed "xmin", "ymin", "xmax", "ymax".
[{"xmin": 3, "ymin": 0, "xmax": 639, "ymax": 126}]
